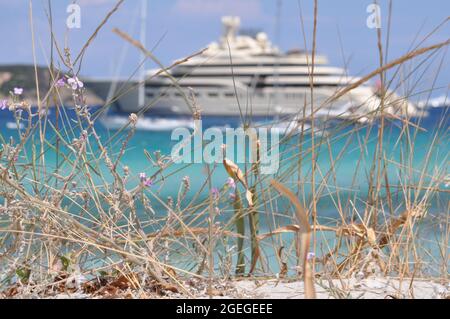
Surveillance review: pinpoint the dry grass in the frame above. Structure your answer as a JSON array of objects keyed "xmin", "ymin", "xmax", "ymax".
[{"xmin": 0, "ymin": 0, "xmax": 448, "ymax": 299}]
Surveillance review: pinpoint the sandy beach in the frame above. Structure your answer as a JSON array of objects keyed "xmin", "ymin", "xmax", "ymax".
[
  {"xmin": 231, "ymin": 278, "xmax": 449, "ymax": 299},
  {"xmin": 4, "ymin": 277, "xmax": 448, "ymax": 299}
]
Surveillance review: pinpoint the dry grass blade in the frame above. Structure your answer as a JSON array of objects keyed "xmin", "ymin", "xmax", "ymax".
[
  {"xmin": 270, "ymin": 181, "xmax": 310, "ymax": 231},
  {"xmin": 258, "ymin": 224, "xmax": 337, "ymax": 241},
  {"xmin": 146, "ymin": 227, "xmax": 243, "ymax": 239},
  {"xmin": 233, "ymin": 189, "xmax": 246, "ymax": 274},
  {"xmin": 112, "ymin": 27, "xmax": 207, "ymax": 116},
  {"xmin": 278, "ymin": 246, "xmax": 288, "ymax": 279},
  {"xmin": 113, "ymin": 27, "xmax": 207, "ymax": 79},
  {"xmin": 327, "ymin": 38, "xmax": 450, "ymax": 104},
  {"xmin": 378, "ymin": 207, "xmax": 426, "ymax": 248},
  {"xmin": 223, "ymin": 158, "xmax": 253, "ymax": 207},
  {"xmin": 73, "ymin": 0, "xmax": 125, "ymax": 69},
  {"xmin": 270, "ymin": 180, "xmax": 316, "ymax": 299},
  {"xmin": 258, "ymin": 225, "xmax": 302, "ymax": 240}
]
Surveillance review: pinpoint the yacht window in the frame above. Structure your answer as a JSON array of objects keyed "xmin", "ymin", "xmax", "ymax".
[
  {"xmin": 208, "ymin": 92, "xmax": 219, "ymax": 97},
  {"xmin": 146, "ymin": 92, "xmax": 154, "ymax": 98},
  {"xmin": 174, "ymin": 92, "xmax": 183, "ymax": 97},
  {"xmin": 225, "ymin": 92, "xmax": 235, "ymax": 98}
]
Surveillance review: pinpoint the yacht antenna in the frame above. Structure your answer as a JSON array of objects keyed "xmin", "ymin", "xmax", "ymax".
[
  {"xmin": 138, "ymin": 0, "xmax": 148, "ymax": 108},
  {"xmin": 274, "ymin": 0, "xmax": 282, "ymax": 110}
]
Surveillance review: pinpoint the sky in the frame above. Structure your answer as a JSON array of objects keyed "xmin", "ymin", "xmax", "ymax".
[{"xmin": 0, "ymin": 0, "xmax": 448, "ymax": 99}]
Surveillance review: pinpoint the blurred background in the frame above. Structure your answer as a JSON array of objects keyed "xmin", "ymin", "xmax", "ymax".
[{"xmin": 0, "ymin": 0, "xmax": 448, "ymax": 99}]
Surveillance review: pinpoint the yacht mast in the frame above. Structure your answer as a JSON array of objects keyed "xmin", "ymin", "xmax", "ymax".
[
  {"xmin": 138, "ymin": 0, "xmax": 148, "ymax": 108},
  {"xmin": 106, "ymin": 5, "xmax": 139, "ymax": 106}
]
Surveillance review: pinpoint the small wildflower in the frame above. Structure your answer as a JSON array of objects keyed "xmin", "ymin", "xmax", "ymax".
[
  {"xmin": 129, "ymin": 113, "xmax": 138, "ymax": 125},
  {"xmin": 139, "ymin": 173, "xmax": 153, "ymax": 187},
  {"xmin": 13, "ymin": 87, "xmax": 23, "ymax": 95},
  {"xmin": 0, "ymin": 99, "xmax": 7, "ymax": 110},
  {"xmin": 226, "ymin": 177, "xmax": 236, "ymax": 189},
  {"xmin": 39, "ymin": 108, "xmax": 48, "ymax": 117},
  {"xmin": 307, "ymin": 252, "xmax": 315, "ymax": 261},
  {"xmin": 55, "ymin": 78, "xmax": 65, "ymax": 88},
  {"xmin": 229, "ymin": 192, "xmax": 236, "ymax": 200},
  {"xmin": 143, "ymin": 178, "xmax": 153, "ymax": 187},
  {"xmin": 67, "ymin": 77, "xmax": 84, "ymax": 90},
  {"xmin": 80, "ymin": 130, "xmax": 88, "ymax": 141},
  {"xmin": 211, "ymin": 187, "xmax": 220, "ymax": 199}
]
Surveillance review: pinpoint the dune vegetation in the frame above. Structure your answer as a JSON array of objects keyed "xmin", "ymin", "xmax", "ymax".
[{"xmin": 0, "ymin": 1, "xmax": 448, "ymax": 299}]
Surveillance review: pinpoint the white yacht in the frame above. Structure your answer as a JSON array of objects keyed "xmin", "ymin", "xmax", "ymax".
[{"xmin": 88, "ymin": 16, "xmax": 416, "ymax": 119}]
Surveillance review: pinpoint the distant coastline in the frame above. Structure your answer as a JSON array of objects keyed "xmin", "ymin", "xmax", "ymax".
[{"xmin": 0, "ymin": 64, "xmax": 104, "ymax": 107}]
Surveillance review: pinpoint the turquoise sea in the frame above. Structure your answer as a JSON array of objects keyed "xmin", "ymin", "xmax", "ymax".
[{"xmin": 99, "ymin": 108, "xmax": 447, "ymax": 215}]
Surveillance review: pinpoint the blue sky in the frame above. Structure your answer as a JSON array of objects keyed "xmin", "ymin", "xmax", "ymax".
[{"xmin": 0, "ymin": 0, "xmax": 448, "ymax": 99}]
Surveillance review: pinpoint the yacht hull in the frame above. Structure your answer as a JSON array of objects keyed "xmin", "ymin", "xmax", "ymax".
[
  {"xmin": 117, "ymin": 86, "xmax": 382, "ymax": 119},
  {"xmin": 86, "ymin": 80, "xmax": 416, "ymax": 120}
]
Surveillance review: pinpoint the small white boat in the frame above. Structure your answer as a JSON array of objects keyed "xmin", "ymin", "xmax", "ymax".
[
  {"xmin": 100, "ymin": 115, "xmax": 194, "ymax": 131},
  {"xmin": 6, "ymin": 121, "xmax": 25, "ymax": 130}
]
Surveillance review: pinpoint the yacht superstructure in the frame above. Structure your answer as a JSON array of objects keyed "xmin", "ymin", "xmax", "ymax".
[{"xmin": 88, "ymin": 16, "xmax": 416, "ymax": 119}]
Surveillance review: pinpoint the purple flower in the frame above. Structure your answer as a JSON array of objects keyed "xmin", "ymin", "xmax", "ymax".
[
  {"xmin": 211, "ymin": 187, "xmax": 220, "ymax": 199},
  {"xmin": 55, "ymin": 78, "xmax": 65, "ymax": 88},
  {"xmin": 143, "ymin": 178, "xmax": 153, "ymax": 187},
  {"xmin": 226, "ymin": 177, "xmax": 236, "ymax": 189},
  {"xmin": 0, "ymin": 99, "xmax": 7, "ymax": 110},
  {"xmin": 139, "ymin": 173, "xmax": 153, "ymax": 187},
  {"xmin": 307, "ymin": 252, "xmax": 315, "ymax": 261},
  {"xmin": 13, "ymin": 87, "xmax": 23, "ymax": 95},
  {"xmin": 67, "ymin": 77, "xmax": 84, "ymax": 90}
]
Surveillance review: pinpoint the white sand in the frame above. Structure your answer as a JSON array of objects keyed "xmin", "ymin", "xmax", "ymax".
[
  {"xmin": 6, "ymin": 277, "xmax": 448, "ymax": 299},
  {"xmin": 232, "ymin": 277, "xmax": 449, "ymax": 299}
]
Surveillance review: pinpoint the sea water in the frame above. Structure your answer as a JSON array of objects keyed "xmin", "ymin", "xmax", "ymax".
[{"xmin": 0, "ymin": 106, "xmax": 448, "ymax": 275}]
